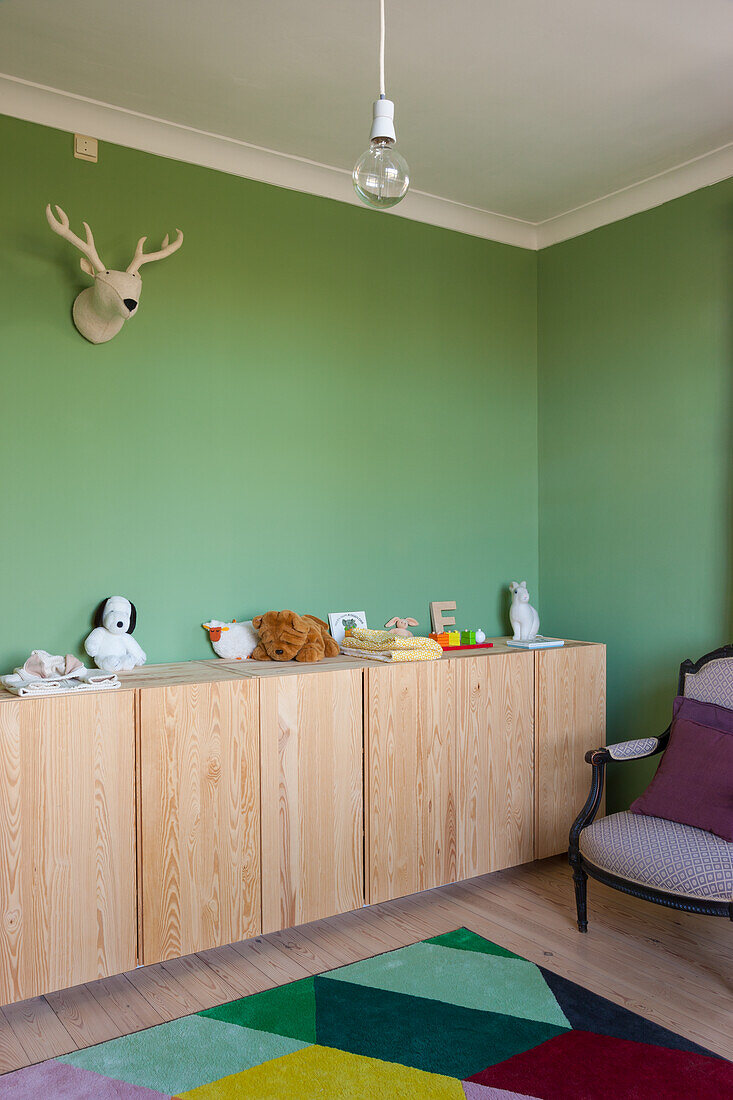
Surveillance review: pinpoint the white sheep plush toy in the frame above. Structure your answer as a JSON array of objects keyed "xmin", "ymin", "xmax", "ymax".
[
  {"xmin": 85, "ymin": 596, "xmax": 147, "ymax": 672},
  {"xmin": 203, "ymin": 620, "xmax": 259, "ymax": 660},
  {"xmin": 509, "ymin": 581, "xmax": 540, "ymax": 642}
]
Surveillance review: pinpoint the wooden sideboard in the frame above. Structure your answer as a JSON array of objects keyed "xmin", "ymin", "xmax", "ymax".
[{"xmin": 0, "ymin": 639, "xmax": 605, "ymax": 1005}]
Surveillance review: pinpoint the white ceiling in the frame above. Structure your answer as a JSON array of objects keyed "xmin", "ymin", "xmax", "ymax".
[{"xmin": 1, "ymin": 0, "xmax": 732, "ymax": 235}]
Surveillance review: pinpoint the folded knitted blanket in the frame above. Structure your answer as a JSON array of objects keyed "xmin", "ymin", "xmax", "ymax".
[{"xmin": 340, "ymin": 628, "xmax": 443, "ymax": 663}]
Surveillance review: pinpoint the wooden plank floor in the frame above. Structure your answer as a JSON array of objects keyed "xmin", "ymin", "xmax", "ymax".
[{"xmin": 0, "ymin": 856, "xmax": 731, "ymax": 1076}]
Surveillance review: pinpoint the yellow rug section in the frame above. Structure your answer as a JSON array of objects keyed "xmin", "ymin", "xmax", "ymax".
[{"xmin": 176, "ymin": 1043, "xmax": 466, "ymax": 1099}]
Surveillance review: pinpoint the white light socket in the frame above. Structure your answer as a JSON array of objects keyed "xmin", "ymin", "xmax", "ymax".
[
  {"xmin": 74, "ymin": 134, "xmax": 98, "ymax": 162},
  {"xmin": 369, "ymin": 99, "xmax": 397, "ymax": 143}
]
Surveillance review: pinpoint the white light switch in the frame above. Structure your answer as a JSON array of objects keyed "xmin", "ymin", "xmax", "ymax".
[{"xmin": 74, "ymin": 134, "xmax": 98, "ymax": 162}]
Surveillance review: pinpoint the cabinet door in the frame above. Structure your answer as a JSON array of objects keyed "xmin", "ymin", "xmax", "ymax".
[
  {"xmin": 0, "ymin": 693, "xmax": 136, "ymax": 1004},
  {"xmin": 260, "ymin": 671, "xmax": 363, "ymax": 933},
  {"xmin": 139, "ymin": 679, "xmax": 260, "ymax": 963},
  {"xmin": 456, "ymin": 652, "xmax": 534, "ymax": 878},
  {"xmin": 365, "ymin": 661, "xmax": 456, "ymax": 904},
  {"xmin": 535, "ymin": 644, "xmax": 606, "ymax": 859}
]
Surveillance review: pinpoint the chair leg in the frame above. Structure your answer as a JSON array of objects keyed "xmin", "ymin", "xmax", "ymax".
[{"xmin": 573, "ymin": 866, "xmax": 589, "ymax": 932}]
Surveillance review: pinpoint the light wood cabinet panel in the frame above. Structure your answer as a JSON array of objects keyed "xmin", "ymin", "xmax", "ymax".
[
  {"xmin": 260, "ymin": 671, "xmax": 363, "ymax": 933},
  {"xmin": 139, "ymin": 679, "xmax": 260, "ymax": 963},
  {"xmin": 535, "ymin": 644, "xmax": 606, "ymax": 859},
  {"xmin": 456, "ymin": 652, "xmax": 535, "ymax": 878},
  {"xmin": 0, "ymin": 693, "xmax": 136, "ymax": 1004},
  {"xmin": 365, "ymin": 661, "xmax": 456, "ymax": 904}
]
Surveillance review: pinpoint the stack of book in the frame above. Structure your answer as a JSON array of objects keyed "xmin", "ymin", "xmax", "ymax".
[{"xmin": 506, "ymin": 637, "xmax": 564, "ymax": 649}]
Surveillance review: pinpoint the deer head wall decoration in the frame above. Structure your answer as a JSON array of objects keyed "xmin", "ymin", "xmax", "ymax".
[{"xmin": 46, "ymin": 204, "xmax": 183, "ymax": 344}]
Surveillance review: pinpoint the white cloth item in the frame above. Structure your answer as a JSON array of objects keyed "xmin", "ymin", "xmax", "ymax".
[
  {"xmin": 1, "ymin": 666, "xmax": 120, "ymax": 697},
  {"xmin": 14, "ymin": 652, "xmax": 84, "ymax": 683}
]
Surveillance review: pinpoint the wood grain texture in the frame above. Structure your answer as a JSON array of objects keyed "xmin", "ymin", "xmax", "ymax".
[
  {"xmin": 456, "ymin": 652, "xmax": 534, "ymax": 878},
  {"xmin": 159, "ymin": 951, "xmax": 240, "ymax": 1012},
  {"xmin": 194, "ymin": 942, "xmax": 272, "ymax": 999},
  {"xmin": 123, "ymin": 961, "xmax": 202, "ymax": 1020},
  {"xmin": 213, "ymin": 656, "xmax": 383, "ymax": 678},
  {"xmin": 0, "ymin": 1005, "xmax": 31, "ymax": 1073},
  {"xmin": 365, "ymin": 661, "xmax": 456, "ymax": 904},
  {"xmin": 535, "ymin": 644, "xmax": 606, "ymax": 858},
  {"xmin": 0, "ymin": 662, "xmax": 251, "ymax": 704},
  {"xmin": 0, "ymin": 694, "xmax": 136, "ymax": 1005},
  {"xmin": 82, "ymin": 971, "xmax": 165, "ymax": 1035},
  {"xmin": 139, "ymin": 679, "xmax": 260, "ymax": 964},
  {"xmin": 260, "ymin": 671, "xmax": 363, "ymax": 933},
  {"xmin": 1, "ymin": 995, "xmax": 76, "ymax": 1061},
  {"xmin": 116, "ymin": 661, "xmax": 246, "ymax": 691},
  {"xmin": 44, "ymin": 982, "xmax": 123, "ymax": 1048}
]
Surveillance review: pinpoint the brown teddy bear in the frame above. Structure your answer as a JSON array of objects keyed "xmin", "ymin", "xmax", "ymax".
[{"xmin": 250, "ymin": 611, "xmax": 340, "ymax": 663}]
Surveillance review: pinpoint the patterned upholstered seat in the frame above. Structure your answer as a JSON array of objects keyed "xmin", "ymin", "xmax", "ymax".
[{"xmin": 579, "ymin": 811, "xmax": 733, "ymax": 903}]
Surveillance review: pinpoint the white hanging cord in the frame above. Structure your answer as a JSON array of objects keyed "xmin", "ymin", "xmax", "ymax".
[{"xmin": 379, "ymin": 0, "xmax": 386, "ymax": 97}]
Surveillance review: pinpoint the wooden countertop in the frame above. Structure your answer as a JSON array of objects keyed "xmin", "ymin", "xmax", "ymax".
[{"xmin": 0, "ymin": 638, "xmax": 603, "ymax": 700}]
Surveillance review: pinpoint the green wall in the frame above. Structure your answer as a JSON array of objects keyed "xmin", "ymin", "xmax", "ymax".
[
  {"xmin": 0, "ymin": 113, "xmax": 538, "ymax": 669},
  {"xmin": 6, "ymin": 111, "xmax": 732, "ymax": 814},
  {"xmin": 538, "ymin": 180, "xmax": 733, "ymax": 811}
]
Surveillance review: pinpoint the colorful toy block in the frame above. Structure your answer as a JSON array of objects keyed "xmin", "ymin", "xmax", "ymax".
[{"xmin": 433, "ymin": 629, "xmax": 492, "ymax": 650}]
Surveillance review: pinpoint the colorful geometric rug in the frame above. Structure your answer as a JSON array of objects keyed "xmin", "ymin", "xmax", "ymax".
[{"xmin": 2, "ymin": 927, "xmax": 730, "ymax": 1098}]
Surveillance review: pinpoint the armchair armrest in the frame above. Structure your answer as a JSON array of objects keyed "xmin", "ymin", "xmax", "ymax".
[
  {"xmin": 570, "ymin": 725, "xmax": 671, "ymax": 863},
  {"xmin": 607, "ymin": 736, "xmax": 660, "ymax": 760},
  {"xmin": 587, "ymin": 737, "xmax": 661, "ymax": 763},
  {"xmin": 584, "ymin": 730, "xmax": 669, "ymax": 766}
]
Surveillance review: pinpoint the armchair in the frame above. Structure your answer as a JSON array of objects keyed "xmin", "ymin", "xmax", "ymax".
[{"xmin": 569, "ymin": 645, "xmax": 733, "ymax": 931}]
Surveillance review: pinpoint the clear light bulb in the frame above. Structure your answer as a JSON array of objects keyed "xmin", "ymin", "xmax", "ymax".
[{"xmin": 353, "ymin": 137, "xmax": 410, "ymax": 209}]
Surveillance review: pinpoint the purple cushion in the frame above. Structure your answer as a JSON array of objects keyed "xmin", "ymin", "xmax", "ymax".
[
  {"xmin": 630, "ymin": 695, "xmax": 733, "ymax": 842},
  {"xmin": 672, "ymin": 693, "xmax": 733, "ymax": 732}
]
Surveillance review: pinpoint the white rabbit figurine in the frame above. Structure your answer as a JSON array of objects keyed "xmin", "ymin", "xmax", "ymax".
[{"xmin": 509, "ymin": 581, "xmax": 539, "ymax": 642}]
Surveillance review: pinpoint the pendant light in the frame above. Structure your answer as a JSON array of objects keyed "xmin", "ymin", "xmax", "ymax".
[{"xmin": 353, "ymin": 0, "xmax": 410, "ymax": 209}]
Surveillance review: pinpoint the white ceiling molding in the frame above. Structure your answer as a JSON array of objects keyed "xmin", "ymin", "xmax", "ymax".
[
  {"xmin": 0, "ymin": 72, "xmax": 537, "ymax": 250},
  {"xmin": 535, "ymin": 142, "xmax": 733, "ymax": 249},
  {"xmin": 2, "ymin": 71, "xmax": 732, "ymax": 252}
]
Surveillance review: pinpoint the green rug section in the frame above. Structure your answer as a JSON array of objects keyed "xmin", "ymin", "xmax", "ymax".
[
  {"xmin": 57, "ymin": 1014, "xmax": 308, "ymax": 1095},
  {"xmin": 322, "ymin": 941, "xmax": 571, "ymax": 1028},
  {"xmin": 201, "ymin": 976, "xmax": 316, "ymax": 1044},
  {"xmin": 425, "ymin": 926, "xmax": 523, "ymax": 960},
  {"xmin": 314, "ymin": 974, "xmax": 569, "ymax": 1079}
]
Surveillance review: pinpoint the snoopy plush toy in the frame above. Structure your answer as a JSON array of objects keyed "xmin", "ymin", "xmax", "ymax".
[{"xmin": 85, "ymin": 596, "xmax": 147, "ymax": 672}]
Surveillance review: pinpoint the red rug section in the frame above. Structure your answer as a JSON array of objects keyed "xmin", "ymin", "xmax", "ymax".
[{"xmin": 467, "ymin": 1029, "xmax": 733, "ymax": 1099}]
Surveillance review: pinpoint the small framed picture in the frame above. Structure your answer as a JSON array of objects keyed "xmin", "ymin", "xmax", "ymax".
[{"xmin": 328, "ymin": 611, "xmax": 367, "ymax": 645}]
